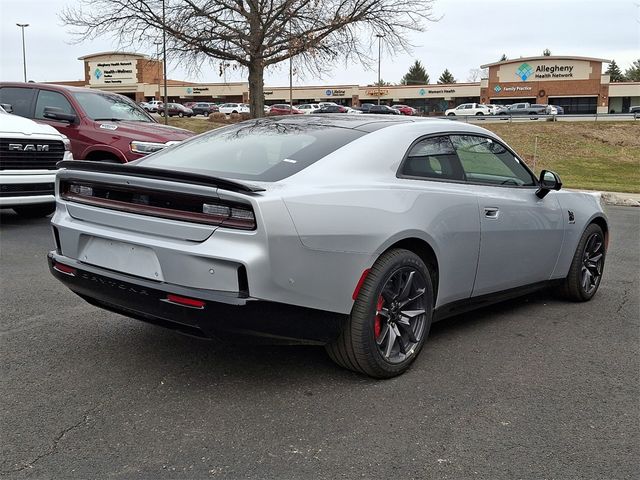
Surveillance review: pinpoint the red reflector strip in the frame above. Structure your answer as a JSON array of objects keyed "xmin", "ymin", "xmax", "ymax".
[
  {"xmin": 164, "ymin": 294, "xmax": 206, "ymax": 309},
  {"xmin": 53, "ymin": 262, "xmax": 77, "ymax": 276},
  {"xmin": 352, "ymin": 268, "xmax": 371, "ymax": 300}
]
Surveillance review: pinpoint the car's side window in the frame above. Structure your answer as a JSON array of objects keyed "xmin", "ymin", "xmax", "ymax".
[
  {"xmin": 450, "ymin": 135, "xmax": 536, "ymax": 187},
  {"xmin": 0, "ymin": 87, "xmax": 35, "ymax": 118},
  {"xmin": 34, "ymin": 90, "xmax": 75, "ymax": 119},
  {"xmin": 401, "ymin": 136, "xmax": 465, "ymax": 181}
]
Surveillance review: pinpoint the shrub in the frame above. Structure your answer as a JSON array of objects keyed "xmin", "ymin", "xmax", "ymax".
[
  {"xmin": 229, "ymin": 112, "xmax": 241, "ymax": 121},
  {"xmin": 209, "ymin": 112, "xmax": 226, "ymax": 122}
]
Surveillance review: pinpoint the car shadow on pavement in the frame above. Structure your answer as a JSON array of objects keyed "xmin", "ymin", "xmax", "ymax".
[{"xmin": 76, "ymin": 288, "xmax": 562, "ymax": 386}]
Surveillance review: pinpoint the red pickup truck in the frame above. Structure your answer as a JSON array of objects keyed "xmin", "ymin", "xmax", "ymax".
[{"xmin": 0, "ymin": 82, "xmax": 194, "ymax": 163}]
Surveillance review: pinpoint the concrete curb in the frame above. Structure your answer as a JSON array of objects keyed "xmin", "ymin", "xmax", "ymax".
[{"xmin": 600, "ymin": 192, "xmax": 640, "ymax": 207}]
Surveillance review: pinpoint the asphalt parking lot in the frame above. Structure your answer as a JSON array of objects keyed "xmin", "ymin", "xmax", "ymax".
[{"xmin": 1, "ymin": 206, "xmax": 638, "ymax": 479}]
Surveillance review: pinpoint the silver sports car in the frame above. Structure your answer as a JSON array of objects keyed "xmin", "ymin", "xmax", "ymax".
[{"xmin": 48, "ymin": 115, "xmax": 608, "ymax": 378}]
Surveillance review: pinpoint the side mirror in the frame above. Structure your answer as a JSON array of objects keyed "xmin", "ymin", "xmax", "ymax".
[
  {"xmin": 0, "ymin": 103, "xmax": 13, "ymax": 113},
  {"xmin": 536, "ymin": 170, "xmax": 562, "ymax": 199},
  {"xmin": 43, "ymin": 106, "xmax": 76, "ymax": 123}
]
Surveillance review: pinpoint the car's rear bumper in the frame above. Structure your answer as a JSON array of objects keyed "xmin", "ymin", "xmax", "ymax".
[{"xmin": 48, "ymin": 251, "xmax": 347, "ymax": 344}]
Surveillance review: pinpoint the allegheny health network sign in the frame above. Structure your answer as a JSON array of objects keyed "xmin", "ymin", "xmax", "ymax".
[{"xmin": 497, "ymin": 59, "xmax": 593, "ymax": 83}]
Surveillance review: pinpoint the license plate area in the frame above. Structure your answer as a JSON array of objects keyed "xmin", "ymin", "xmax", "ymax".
[{"xmin": 79, "ymin": 236, "xmax": 164, "ymax": 281}]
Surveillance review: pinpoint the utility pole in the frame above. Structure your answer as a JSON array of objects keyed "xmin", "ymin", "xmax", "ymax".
[
  {"xmin": 376, "ymin": 33, "xmax": 385, "ymax": 105},
  {"xmin": 154, "ymin": 40, "xmax": 162, "ymax": 101},
  {"xmin": 162, "ymin": 0, "xmax": 168, "ymax": 125},
  {"xmin": 16, "ymin": 23, "xmax": 29, "ymax": 82}
]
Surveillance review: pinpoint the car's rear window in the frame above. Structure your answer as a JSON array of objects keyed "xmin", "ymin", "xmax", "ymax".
[{"xmin": 135, "ymin": 120, "xmax": 365, "ymax": 182}]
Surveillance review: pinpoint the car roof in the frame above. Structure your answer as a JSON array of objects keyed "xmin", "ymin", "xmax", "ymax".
[
  {"xmin": 241, "ymin": 113, "xmax": 482, "ymax": 134},
  {"xmin": 0, "ymin": 81, "xmax": 102, "ymax": 94}
]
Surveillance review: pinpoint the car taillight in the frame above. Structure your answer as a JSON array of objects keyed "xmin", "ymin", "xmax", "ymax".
[
  {"xmin": 60, "ymin": 180, "xmax": 256, "ymax": 230},
  {"xmin": 202, "ymin": 203, "xmax": 256, "ymax": 230}
]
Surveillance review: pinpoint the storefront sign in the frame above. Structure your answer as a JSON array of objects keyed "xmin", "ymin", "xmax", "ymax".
[
  {"xmin": 185, "ymin": 86, "xmax": 210, "ymax": 95},
  {"xmin": 497, "ymin": 59, "xmax": 593, "ymax": 83},
  {"xmin": 494, "ymin": 85, "xmax": 533, "ymax": 93},
  {"xmin": 366, "ymin": 89, "xmax": 389, "ymax": 96},
  {"xmin": 324, "ymin": 89, "xmax": 347, "ymax": 97},
  {"xmin": 88, "ymin": 61, "xmax": 137, "ymax": 85}
]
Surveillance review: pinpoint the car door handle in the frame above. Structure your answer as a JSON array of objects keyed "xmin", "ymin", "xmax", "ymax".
[{"xmin": 484, "ymin": 207, "xmax": 500, "ymax": 219}]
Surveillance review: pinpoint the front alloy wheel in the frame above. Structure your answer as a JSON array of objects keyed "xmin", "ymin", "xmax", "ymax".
[
  {"xmin": 326, "ymin": 248, "xmax": 434, "ymax": 378},
  {"xmin": 560, "ymin": 223, "xmax": 606, "ymax": 301}
]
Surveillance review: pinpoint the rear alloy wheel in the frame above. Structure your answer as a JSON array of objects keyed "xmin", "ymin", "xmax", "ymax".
[
  {"xmin": 178, "ymin": 112, "xmax": 184, "ymax": 118},
  {"xmin": 476, "ymin": 112, "xmax": 484, "ymax": 116},
  {"xmin": 560, "ymin": 223, "xmax": 606, "ymax": 301},
  {"xmin": 13, "ymin": 203, "xmax": 55, "ymax": 218},
  {"xmin": 326, "ymin": 249, "xmax": 434, "ymax": 378}
]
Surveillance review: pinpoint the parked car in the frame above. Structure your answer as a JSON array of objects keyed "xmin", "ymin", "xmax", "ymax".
[
  {"xmin": 158, "ymin": 103, "xmax": 194, "ymax": 117},
  {"xmin": 445, "ymin": 103, "xmax": 492, "ymax": 116},
  {"xmin": 184, "ymin": 102, "xmax": 197, "ymax": 109},
  {"xmin": 297, "ymin": 104, "xmax": 320, "ymax": 114},
  {"xmin": 546, "ymin": 105, "xmax": 565, "ymax": 115},
  {"xmin": 359, "ymin": 103, "xmax": 376, "ymax": 113},
  {"xmin": 143, "ymin": 100, "xmax": 163, "ymax": 112},
  {"xmin": 218, "ymin": 103, "xmax": 249, "ymax": 115},
  {"xmin": 630, "ymin": 106, "xmax": 640, "ymax": 114},
  {"xmin": 138, "ymin": 101, "xmax": 152, "ymax": 111},
  {"xmin": 497, "ymin": 103, "xmax": 548, "ymax": 117},
  {"xmin": 318, "ymin": 102, "xmax": 339, "ymax": 108},
  {"xmin": 367, "ymin": 105, "xmax": 401, "ymax": 115},
  {"xmin": 48, "ymin": 115, "xmax": 608, "ymax": 378},
  {"xmin": 314, "ymin": 105, "xmax": 348, "ymax": 113},
  {"xmin": 0, "ymin": 103, "xmax": 73, "ymax": 217},
  {"xmin": 485, "ymin": 104, "xmax": 507, "ymax": 115},
  {"xmin": 192, "ymin": 102, "xmax": 215, "ymax": 116},
  {"xmin": 392, "ymin": 105, "xmax": 416, "ymax": 116},
  {"xmin": 0, "ymin": 82, "xmax": 193, "ymax": 163},
  {"xmin": 269, "ymin": 104, "xmax": 303, "ymax": 115},
  {"xmin": 345, "ymin": 107, "xmax": 363, "ymax": 114}
]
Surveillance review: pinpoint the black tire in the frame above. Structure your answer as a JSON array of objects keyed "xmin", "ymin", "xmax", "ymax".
[
  {"xmin": 13, "ymin": 203, "xmax": 55, "ymax": 218},
  {"xmin": 447, "ymin": 112, "xmax": 455, "ymax": 116},
  {"xmin": 325, "ymin": 249, "xmax": 434, "ymax": 378},
  {"xmin": 476, "ymin": 112, "xmax": 484, "ymax": 116},
  {"xmin": 232, "ymin": 110, "xmax": 238, "ymax": 114},
  {"xmin": 178, "ymin": 112, "xmax": 184, "ymax": 118},
  {"xmin": 159, "ymin": 111, "xmax": 165, "ymax": 117},
  {"xmin": 559, "ymin": 223, "xmax": 606, "ymax": 301}
]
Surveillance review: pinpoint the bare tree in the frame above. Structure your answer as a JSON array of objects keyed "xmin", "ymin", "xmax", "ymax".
[
  {"xmin": 61, "ymin": 0, "xmax": 437, "ymax": 117},
  {"xmin": 467, "ymin": 67, "xmax": 487, "ymax": 82}
]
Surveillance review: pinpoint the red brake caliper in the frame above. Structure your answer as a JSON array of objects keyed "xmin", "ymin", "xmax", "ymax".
[{"xmin": 374, "ymin": 296, "xmax": 384, "ymax": 339}]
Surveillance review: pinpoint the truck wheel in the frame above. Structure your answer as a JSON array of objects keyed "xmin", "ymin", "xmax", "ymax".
[
  {"xmin": 325, "ymin": 249, "xmax": 434, "ymax": 378},
  {"xmin": 13, "ymin": 204, "xmax": 56, "ymax": 218}
]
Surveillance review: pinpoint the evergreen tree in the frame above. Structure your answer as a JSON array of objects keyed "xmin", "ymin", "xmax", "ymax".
[
  {"xmin": 542, "ymin": 48, "xmax": 551, "ymax": 56},
  {"xmin": 401, "ymin": 60, "xmax": 430, "ymax": 85},
  {"xmin": 499, "ymin": 54, "xmax": 508, "ymax": 61},
  {"xmin": 369, "ymin": 79, "xmax": 392, "ymax": 87},
  {"xmin": 437, "ymin": 69, "xmax": 456, "ymax": 84},
  {"xmin": 624, "ymin": 59, "xmax": 640, "ymax": 82},
  {"xmin": 606, "ymin": 60, "xmax": 625, "ymax": 82}
]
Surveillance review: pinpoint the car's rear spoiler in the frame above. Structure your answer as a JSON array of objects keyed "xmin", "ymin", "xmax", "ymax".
[{"xmin": 56, "ymin": 160, "xmax": 265, "ymax": 193}]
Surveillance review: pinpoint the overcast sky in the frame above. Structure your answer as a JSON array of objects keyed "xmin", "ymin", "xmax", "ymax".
[{"xmin": 0, "ymin": 0, "xmax": 638, "ymax": 87}]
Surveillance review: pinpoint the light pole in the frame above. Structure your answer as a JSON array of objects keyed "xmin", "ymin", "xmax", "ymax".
[
  {"xmin": 154, "ymin": 40, "xmax": 162, "ymax": 101},
  {"xmin": 376, "ymin": 33, "xmax": 385, "ymax": 105},
  {"xmin": 161, "ymin": 0, "xmax": 168, "ymax": 125},
  {"xmin": 16, "ymin": 23, "xmax": 29, "ymax": 82}
]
